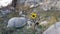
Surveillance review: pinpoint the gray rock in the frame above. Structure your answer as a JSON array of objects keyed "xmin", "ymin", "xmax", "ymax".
[
  {"xmin": 43, "ymin": 22, "xmax": 60, "ymax": 34},
  {"xmin": 19, "ymin": 11, "xmax": 26, "ymax": 17},
  {"xmin": 26, "ymin": 0, "xmax": 37, "ymax": 4},
  {"xmin": 25, "ymin": 0, "xmax": 41, "ymax": 6},
  {"xmin": 7, "ymin": 17, "xmax": 27, "ymax": 28},
  {"xmin": 40, "ymin": 0, "xmax": 60, "ymax": 11},
  {"xmin": 0, "ymin": 8, "xmax": 12, "ymax": 18},
  {"xmin": 17, "ymin": 0, "xmax": 26, "ymax": 5},
  {"xmin": 0, "ymin": 8, "xmax": 12, "ymax": 15},
  {"xmin": 1, "ymin": 10, "xmax": 10, "ymax": 15}
]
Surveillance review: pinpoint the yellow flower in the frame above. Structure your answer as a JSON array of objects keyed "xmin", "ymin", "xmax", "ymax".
[{"xmin": 31, "ymin": 13, "xmax": 37, "ymax": 19}]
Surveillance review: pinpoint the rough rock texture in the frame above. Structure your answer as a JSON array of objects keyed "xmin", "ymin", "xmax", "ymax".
[
  {"xmin": 43, "ymin": 22, "xmax": 60, "ymax": 34},
  {"xmin": 7, "ymin": 17, "xmax": 27, "ymax": 28}
]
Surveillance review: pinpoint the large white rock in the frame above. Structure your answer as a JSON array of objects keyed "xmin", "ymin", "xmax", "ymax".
[
  {"xmin": 43, "ymin": 22, "xmax": 60, "ymax": 34},
  {"xmin": 7, "ymin": 17, "xmax": 27, "ymax": 28},
  {"xmin": 0, "ymin": 0, "xmax": 12, "ymax": 8}
]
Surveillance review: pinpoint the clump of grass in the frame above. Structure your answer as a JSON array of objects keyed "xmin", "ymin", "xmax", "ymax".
[{"xmin": 47, "ymin": 15, "xmax": 58, "ymax": 27}]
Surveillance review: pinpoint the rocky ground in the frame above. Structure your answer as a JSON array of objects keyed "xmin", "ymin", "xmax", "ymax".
[{"xmin": 0, "ymin": 0, "xmax": 60, "ymax": 34}]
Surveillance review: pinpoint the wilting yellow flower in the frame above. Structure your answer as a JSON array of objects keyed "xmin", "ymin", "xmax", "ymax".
[{"xmin": 31, "ymin": 13, "xmax": 37, "ymax": 19}]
